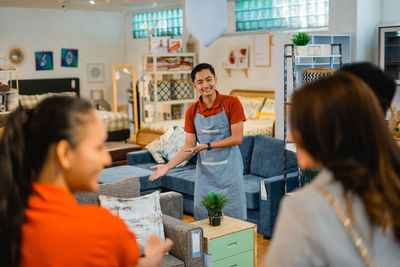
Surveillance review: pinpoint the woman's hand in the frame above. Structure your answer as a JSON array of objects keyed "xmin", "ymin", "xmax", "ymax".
[
  {"xmin": 184, "ymin": 144, "xmax": 208, "ymax": 154},
  {"xmin": 144, "ymin": 236, "xmax": 173, "ymax": 259},
  {"xmin": 149, "ymin": 164, "xmax": 169, "ymax": 181}
]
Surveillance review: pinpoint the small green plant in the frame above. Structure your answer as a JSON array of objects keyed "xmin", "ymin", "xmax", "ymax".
[
  {"xmin": 200, "ymin": 191, "xmax": 228, "ymax": 218},
  {"xmin": 292, "ymin": 32, "xmax": 311, "ymax": 46}
]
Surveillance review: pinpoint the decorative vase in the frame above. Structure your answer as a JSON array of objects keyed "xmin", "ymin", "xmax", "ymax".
[
  {"xmin": 295, "ymin": 45, "xmax": 309, "ymax": 56},
  {"xmin": 208, "ymin": 212, "xmax": 223, "ymax": 226}
]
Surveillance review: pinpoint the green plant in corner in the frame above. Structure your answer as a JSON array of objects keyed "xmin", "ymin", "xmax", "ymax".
[
  {"xmin": 292, "ymin": 32, "xmax": 311, "ymax": 46},
  {"xmin": 200, "ymin": 191, "xmax": 228, "ymax": 218}
]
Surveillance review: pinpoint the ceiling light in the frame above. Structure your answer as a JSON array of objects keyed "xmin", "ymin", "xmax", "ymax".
[{"xmin": 89, "ymin": 0, "xmax": 95, "ymax": 5}]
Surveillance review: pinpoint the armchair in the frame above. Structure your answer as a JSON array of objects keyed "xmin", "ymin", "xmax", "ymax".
[{"xmin": 74, "ymin": 177, "xmax": 204, "ymax": 267}]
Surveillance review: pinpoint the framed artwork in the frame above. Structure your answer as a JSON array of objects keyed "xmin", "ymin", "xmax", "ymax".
[
  {"xmin": 87, "ymin": 63, "xmax": 105, "ymax": 83},
  {"xmin": 61, "ymin": 48, "xmax": 78, "ymax": 67},
  {"xmin": 35, "ymin": 51, "xmax": 53, "ymax": 71},
  {"xmin": 254, "ymin": 34, "xmax": 271, "ymax": 67},
  {"xmin": 226, "ymin": 46, "xmax": 249, "ymax": 69}
]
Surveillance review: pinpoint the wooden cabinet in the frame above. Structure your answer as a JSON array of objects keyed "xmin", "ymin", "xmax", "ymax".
[{"xmin": 192, "ymin": 216, "xmax": 256, "ymax": 267}]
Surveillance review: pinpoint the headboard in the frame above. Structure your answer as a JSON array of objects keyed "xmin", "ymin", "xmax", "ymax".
[
  {"xmin": 10, "ymin": 78, "xmax": 80, "ymax": 96},
  {"xmin": 230, "ymin": 89, "xmax": 274, "ymax": 99}
]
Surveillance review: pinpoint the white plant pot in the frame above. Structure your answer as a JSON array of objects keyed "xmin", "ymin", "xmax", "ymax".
[{"xmin": 295, "ymin": 45, "xmax": 309, "ymax": 56}]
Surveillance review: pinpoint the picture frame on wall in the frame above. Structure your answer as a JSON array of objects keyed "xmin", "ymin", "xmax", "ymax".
[
  {"xmin": 87, "ymin": 63, "xmax": 104, "ymax": 83},
  {"xmin": 35, "ymin": 51, "xmax": 53, "ymax": 71},
  {"xmin": 61, "ymin": 48, "xmax": 78, "ymax": 67}
]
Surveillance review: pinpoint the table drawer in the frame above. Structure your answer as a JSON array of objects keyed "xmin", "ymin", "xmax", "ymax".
[
  {"xmin": 213, "ymin": 249, "xmax": 254, "ymax": 267},
  {"xmin": 208, "ymin": 228, "xmax": 253, "ymax": 261}
]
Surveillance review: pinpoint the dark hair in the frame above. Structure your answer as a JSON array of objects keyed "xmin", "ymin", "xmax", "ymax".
[
  {"xmin": 290, "ymin": 72, "xmax": 400, "ymax": 243},
  {"xmin": 191, "ymin": 63, "xmax": 215, "ymax": 82},
  {"xmin": 339, "ymin": 62, "xmax": 396, "ymax": 112},
  {"xmin": 0, "ymin": 96, "xmax": 93, "ymax": 266}
]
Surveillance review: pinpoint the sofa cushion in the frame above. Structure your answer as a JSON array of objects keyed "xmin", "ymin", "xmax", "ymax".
[
  {"xmin": 99, "ymin": 191, "xmax": 165, "ymax": 250},
  {"xmin": 160, "ymin": 126, "xmax": 190, "ymax": 167},
  {"xmin": 250, "ymin": 135, "xmax": 298, "ymax": 178},
  {"xmin": 99, "ymin": 165, "xmax": 162, "ymax": 191},
  {"xmin": 146, "ymin": 127, "xmax": 175, "ymax": 164},
  {"xmin": 239, "ymin": 135, "xmax": 255, "ymax": 174},
  {"xmin": 164, "ymin": 169, "xmax": 196, "ymax": 196},
  {"xmin": 243, "ymin": 174, "xmax": 264, "ymax": 209}
]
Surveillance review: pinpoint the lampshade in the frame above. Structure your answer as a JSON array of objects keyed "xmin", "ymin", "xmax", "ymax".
[{"xmin": 90, "ymin": 89, "xmax": 104, "ymax": 101}]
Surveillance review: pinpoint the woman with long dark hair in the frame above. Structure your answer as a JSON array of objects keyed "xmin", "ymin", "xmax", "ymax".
[
  {"xmin": 264, "ymin": 73, "xmax": 400, "ymax": 266},
  {"xmin": 0, "ymin": 96, "xmax": 172, "ymax": 267}
]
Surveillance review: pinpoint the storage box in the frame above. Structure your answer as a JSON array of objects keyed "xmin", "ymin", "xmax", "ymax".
[
  {"xmin": 171, "ymin": 80, "xmax": 194, "ymax": 100},
  {"xmin": 149, "ymin": 37, "xmax": 169, "ymax": 53}
]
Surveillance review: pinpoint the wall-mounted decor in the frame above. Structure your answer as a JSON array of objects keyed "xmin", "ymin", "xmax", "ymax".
[
  {"xmin": 87, "ymin": 63, "xmax": 104, "ymax": 83},
  {"xmin": 226, "ymin": 46, "xmax": 249, "ymax": 69},
  {"xmin": 35, "ymin": 51, "xmax": 53, "ymax": 71},
  {"xmin": 254, "ymin": 34, "xmax": 272, "ymax": 67},
  {"xmin": 61, "ymin": 48, "xmax": 78, "ymax": 67},
  {"xmin": 8, "ymin": 46, "xmax": 24, "ymax": 65}
]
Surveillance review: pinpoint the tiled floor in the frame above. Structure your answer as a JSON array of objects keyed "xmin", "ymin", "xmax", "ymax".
[{"xmin": 183, "ymin": 214, "xmax": 270, "ymax": 266}]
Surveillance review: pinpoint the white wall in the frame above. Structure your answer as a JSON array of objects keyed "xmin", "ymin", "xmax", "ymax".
[
  {"xmin": 381, "ymin": 0, "xmax": 400, "ymax": 23},
  {"xmin": 0, "ymin": 7, "xmax": 125, "ymax": 103},
  {"xmin": 355, "ymin": 0, "xmax": 382, "ymax": 63}
]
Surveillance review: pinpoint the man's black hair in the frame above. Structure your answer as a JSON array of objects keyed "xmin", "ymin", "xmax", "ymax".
[
  {"xmin": 339, "ymin": 62, "xmax": 396, "ymax": 112},
  {"xmin": 191, "ymin": 63, "xmax": 216, "ymax": 82}
]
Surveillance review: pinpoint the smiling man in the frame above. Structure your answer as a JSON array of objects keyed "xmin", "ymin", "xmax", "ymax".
[{"xmin": 149, "ymin": 63, "xmax": 247, "ymax": 220}]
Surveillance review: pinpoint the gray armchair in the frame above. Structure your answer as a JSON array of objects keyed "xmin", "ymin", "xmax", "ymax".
[{"xmin": 74, "ymin": 177, "xmax": 204, "ymax": 267}]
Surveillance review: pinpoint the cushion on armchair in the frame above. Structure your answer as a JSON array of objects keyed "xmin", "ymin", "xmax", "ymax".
[
  {"xmin": 250, "ymin": 135, "xmax": 298, "ymax": 178},
  {"xmin": 99, "ymin": 191, "xmax": 165, "ymax": 250}
]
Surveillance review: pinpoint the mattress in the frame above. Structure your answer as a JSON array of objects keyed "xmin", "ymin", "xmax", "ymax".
[
  {"xmin": 141, "ymin": 118, "xmax": 274, "ymax": 137},
  {"xmin": 96, "ymin": 110, "xmax": 129, "ymax": 132}
]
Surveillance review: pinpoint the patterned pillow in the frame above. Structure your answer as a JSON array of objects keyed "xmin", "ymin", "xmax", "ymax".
[
  {"xmin": 146, "ymin": 127, "xmax": 175, "ymax": 164},
  {"xmin": 238, "ymin": 96, "xmax": 265, "ymax": 120},
  {"xmin": 259, "ymin": 98, "xmax": 275, "ymax": 119},
  {"xmin": 19, "ymin": 95, "xmax": 38, "ymax": 109},
  {"xmin": 99, "ymin": 191, "xmax": 165, "ymax": 250},
  {"xmin": 159, "ymin": 126, "xmax": 189, "ymax": 167}
]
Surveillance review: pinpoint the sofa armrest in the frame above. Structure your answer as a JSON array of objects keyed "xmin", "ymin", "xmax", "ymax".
[
  {"xmin": 258, "ymin": 172, "xmax": 303, "ymax": 238},
  {"xmin": 162, "ymin": 214, "xmax": 204, "ymax": 267},
  {"xmin": 160, "ymin": 192, "xmax": 183, "ymax": 220},
  {"xmin": 127, "ymin": 150, "xmax": 154, "ymax": 165}
]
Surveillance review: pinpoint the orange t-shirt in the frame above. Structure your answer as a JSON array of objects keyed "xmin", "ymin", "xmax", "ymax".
[
  {"xmin": 185, "ymin": 91, "xmax": 246, "ymax": 134},
  {"xmin": 20, "ymin": 183, "xmax": 140, "ymax": 267}
]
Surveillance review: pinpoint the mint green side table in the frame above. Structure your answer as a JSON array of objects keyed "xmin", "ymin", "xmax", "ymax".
[{"xmin": 192, "ymin": 216, "xmax": 257, "ymax": 267}]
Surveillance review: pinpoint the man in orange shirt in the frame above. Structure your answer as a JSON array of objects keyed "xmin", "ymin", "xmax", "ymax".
[{"xmin": 150, "ymin": 63, "xmax": 247, "ymax": 221}]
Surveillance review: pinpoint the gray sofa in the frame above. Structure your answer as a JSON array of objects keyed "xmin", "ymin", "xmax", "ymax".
[
  {"xmin": 75, "ymin": 177, "xmax": 204, "ymax": 267},
  {"xmin": 100, "ymin": 135, "xmax": 301, "ymax": 238}
]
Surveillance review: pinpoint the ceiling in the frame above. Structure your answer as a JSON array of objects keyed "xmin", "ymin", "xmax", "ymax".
[{"xmin": 0, "ymin": 0, "xmax": 182, "ymax": 12}]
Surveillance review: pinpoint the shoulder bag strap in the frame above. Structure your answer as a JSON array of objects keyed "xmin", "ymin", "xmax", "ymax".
[{"xmin": 316, "ymin": 186, "xmax": 379, "ymax": 267}]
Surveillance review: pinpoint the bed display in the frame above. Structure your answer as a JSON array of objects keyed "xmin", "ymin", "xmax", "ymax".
[
  {"xmin": 14, "ymin": 78, "xmax": 130, "ymax": 141},
  {"xmin": 137, "ymin": 89, "xmax": 275, "ymax": 147}
]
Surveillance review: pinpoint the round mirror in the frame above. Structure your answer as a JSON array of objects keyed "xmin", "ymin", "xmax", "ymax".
[{"xmin": 8, "ymin": 47, "xmax": 24, "ymax": 65}]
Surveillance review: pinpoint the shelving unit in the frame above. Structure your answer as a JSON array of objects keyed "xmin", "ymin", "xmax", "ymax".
[
  {"xmin": 0, "ymin": 68, "xmax": 19, "ymax": 112},
  {"xmin": 283, "ymin": 43, "xmax": 343, "ymax": 194},
  {"xmin": 140, "ymin": 53, "xmax": 196, "ymax": 124},
  {"xmin": 379, "ymin": 26, "xmax": 400, "ymax": 85}
]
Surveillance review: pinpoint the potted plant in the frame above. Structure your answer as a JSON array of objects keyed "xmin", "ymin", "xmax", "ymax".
[
  {"xmin": 292, "ymin": 32, "xmax": 311, "ymax": 56},
  {"xmin": 200, "ymin": 191, "xmax": 228, "ymax": 226}
]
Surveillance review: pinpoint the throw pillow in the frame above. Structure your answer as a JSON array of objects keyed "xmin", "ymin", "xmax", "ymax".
[
  {"xmin": 146, "ymin": 127, "xmax": 175, "ymax": 164},
  {"xmin": 159, "ymin": 126, "xmax": 189, "ymax": 167},
  {"xmin": 238, "ymin": 96, "xmax": 265, "ymax": 120},
  {"xmin": 99, "ymin": 191, "xmax": 165, "ymax": 250},
  {"xmin": 259, "ymin": 98, "xmax": 275, "ymax": 119}
]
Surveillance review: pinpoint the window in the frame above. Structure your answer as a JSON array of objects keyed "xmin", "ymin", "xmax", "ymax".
[
  {"xmin": 132, "ymin": 8, "xmax": 183, "ymax": 39},
  {"xmin": 235, "ymin": 0, "xmax": 329, "ymax": 31}
]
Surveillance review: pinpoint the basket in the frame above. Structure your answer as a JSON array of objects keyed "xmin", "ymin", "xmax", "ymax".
[
  {"xmin": 171, "ymin": 80, "xmax": 194, "ymax": 100},
  {"xmin": 301, "ymin": 68, "xmax": 335, "ymax": 86},
  {"xmin": 149, "ymin": 81, "xmax": 172, "ymax": 101}
]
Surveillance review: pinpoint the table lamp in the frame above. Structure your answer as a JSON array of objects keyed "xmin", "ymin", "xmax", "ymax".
[{"xmin": 90, "ymin": 89, "xmax": 111, "ymax": 111}]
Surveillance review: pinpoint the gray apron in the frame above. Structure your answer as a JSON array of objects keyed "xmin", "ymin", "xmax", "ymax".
[{"xmin": 193, "ymin": 104, "xmax": 247, "ymax": 220}]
